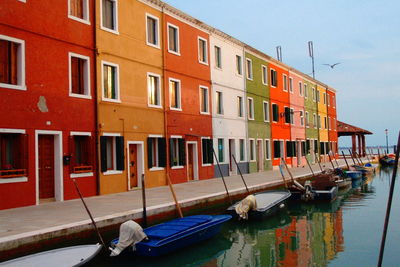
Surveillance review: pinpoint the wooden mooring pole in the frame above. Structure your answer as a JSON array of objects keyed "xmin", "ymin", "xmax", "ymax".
[
  {"xmin": 167, "ymin": 174, "xmax": 183, "ymax": 218},
  {"xmin": 213, "ymin": 149, "xmax": 232, "ymax": 204},
  {"xmin": 232, "ymin": 155, "xmax": 250, "ymax": 194},
  {"xmin": 141, "ymin": 174, "xmax": 147, "ymax": 227}
]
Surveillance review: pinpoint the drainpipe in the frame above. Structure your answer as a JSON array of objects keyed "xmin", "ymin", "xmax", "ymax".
[{"xmin": 93, "ymin": 0, "xmax": 100, "ymax": 195}]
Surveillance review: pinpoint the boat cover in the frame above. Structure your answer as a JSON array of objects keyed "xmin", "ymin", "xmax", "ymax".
[
  {"xmin": 144, "ymin": 215, "xmax": 212, "ymax": 239},
  {"xmin": 110, "ymin": 220, "xmax": 147, "ymax": 256}
]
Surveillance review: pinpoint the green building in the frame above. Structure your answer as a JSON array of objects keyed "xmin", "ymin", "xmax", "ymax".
[{"xmin": 303, "ymin": 79, "xmax": 319, "ymax": 163}]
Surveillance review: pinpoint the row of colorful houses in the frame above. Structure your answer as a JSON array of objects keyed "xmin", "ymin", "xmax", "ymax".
[{"xmin": 0, "ymin": 0, "xmax": 338, "ymax": 210}]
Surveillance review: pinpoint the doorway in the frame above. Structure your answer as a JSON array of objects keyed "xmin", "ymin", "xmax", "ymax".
[
  {"xmin": 228, "ymin": 139, "xmax": 236, "ymax": 175},
  {"xmin": 186, "ymin": 142, "xmax": 198, "ymax": 181},
  {"xmin": 127, "ymin": 141, "xmax": 144, "ymax": 190},
  {"xmin": 297, "ymin": 141, "xmax": 301, "ymax": 166},
  {"xmin": 257, "ymin": 139, "xmax": 264, "ymax": 172}
]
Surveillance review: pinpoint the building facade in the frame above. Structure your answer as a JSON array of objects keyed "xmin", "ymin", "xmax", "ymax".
[
  {"xmin": 327, "ymin": 88, "xmax": 338, "ymax": 158},
  {"xmin": 317, "ymin": 84, "xmax": 329, "ymax": 162},
  {"xmin": 304, "ymin": 78, "xmax": 319, "ymax": 164}
]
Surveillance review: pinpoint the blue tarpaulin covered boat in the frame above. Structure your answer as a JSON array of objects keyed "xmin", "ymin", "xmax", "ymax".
[{"xmin": 111, "ymin": 215, "xmax": 231, "ymax": 257}]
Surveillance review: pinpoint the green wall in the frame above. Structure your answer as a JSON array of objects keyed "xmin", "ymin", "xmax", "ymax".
[{"xmin": 304, "ymin": 79, "xmax": 320, "ymax": 162}]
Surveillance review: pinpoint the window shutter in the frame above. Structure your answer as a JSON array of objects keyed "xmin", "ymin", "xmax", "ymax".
[
  {"xmin": 207, "ymin": 139, "xmax": 213, "ymax": 164},
  {"xmin": 147, "ymin": 137, "xmax": 153, "ymax": 169},
  {"xmin": 0, "ymin": 40, "xmax": 9, "ymax": 84},
  {"xmin": 10, "ymin": 42, "xmax": 18, "ymax": 85},
  {"xmin": 286, "ymin": 141, "xmax": 291, "ymax": 157},
  {"xmin": 116, "ymin": 136, "xmax": 124, "ymax": 171},
  {"xmin": 100, "ymin": 136, "xmax": 108, "ymax": 172},
  {"xmin": 202, "ymin": 139, "xmax": 207, "ymax": 164},
  {"xmin": 158, "ymin": 138, "xmax": 166, "ymax": 167},
  {"xmin": 285, "ymin": 107, "xmax": 290, "ymax": 123},
  {"xmin": 87, "ymin": 136, "xmax": 93, "ymax": 167},
  {"xmin": 69, "ymin": 136, "xmax": 76, "ymax": 172},
  {"xmin": 178, "ymin": 139, "xmax": 185, "ymax": 166},
  {"xmin": 169, "ymin": 138, "xmax": 174, "ymax": 167},
  {"xmin": 274, "ymin": 141, "xmax": 280, "ymax": 158}
]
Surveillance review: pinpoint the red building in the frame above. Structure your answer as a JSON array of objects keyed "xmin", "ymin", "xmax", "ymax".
[
  {"xmin": 269, "ymin": 62, "xmax": 291, "ymax": 167},
  {"xmin": 162, "ymin": 8, "xmax": 214, "ymax": 184},
  {"xmin": 0, "ymin": 0, "xmax": 96, "ymax": 210},
  {"xmin": 327, "ymin": 88, "xmax": 338, "ymax": 158}
]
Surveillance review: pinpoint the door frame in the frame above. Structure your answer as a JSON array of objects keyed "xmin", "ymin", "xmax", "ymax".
[
  {"xmin": 186, "ymin": 141, "xmax": 198, "ymax": 181},
  {"xmin": 256, "ymin": 139, "xmax": 264, "ymax": 171},
  {"xmin": 126, "ymin": 141, "xmax": 144, "ymax": 190},
  {"xmin": 35, "ymin": 130, "xmax": 63, "ymax": 205},
  {"xmin": 228, "ymin": 139, "xmax": 236, "ymax": 175}
]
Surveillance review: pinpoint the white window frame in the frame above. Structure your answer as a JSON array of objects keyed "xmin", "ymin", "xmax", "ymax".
[
  {"xmin": 249, "ymin": 139, "xmax": 256, "ymax": 162},
  {"xmin": 146, "ymin": 13, "xmax": 160, "ymax": 49},
  {"xmin": 102, "ymin": 132, "xmax": 123, "ymax": 176},
  {"xmin": 170, "ymin": 136, "xmax": 184, "ymax": 169},
  {"xmin": 272, "ymin": 103, "xmax": 279, "ymax": 123},
  {"xmin": 215, "ymin": 91, "xmax": 224, "ymax": 115},
  {"xmin": 263, "ymin": 101, "xmax": 269, "ymax": 122},
  {"xmin": 290, "ymin": 108, "xmax": 294, "ymax": 125},
  {"xmin": 100, "ymin": 0, "xmax": 119, "ymax": 34},
  {"xmin": 167, "ymin": 22, "xmax": 180, "ymax": 55},
  {"xmin": 239, "ymin": 139, "xmax": 246, "ymax": 162},
  {"xmin": 283, "ymin": 74, "xmax": 288, "ymax": 92},
  {"xmin": 101, "ymin": 60, "xmax": 120, "ymax": 103},
  {"xmin": 236, "ymin": 55, "xmax": 242, "ymax": 76},
  {"xmin": 214, "ymin": 45, "xmax": 222, "ymax": 69},
  {"xmin": 169, "ymin": 77, "xmax": 181, "ymax": 111},
  {"xmin": 246, "ymin": 58, "xmax": 253, "ymax": 80},
  {"xmin": 300, "ymin": 110, "xmax": 304, "ymax": 126},
  {"xmin": 148, "ymin": 134, "xmax": 164, "ymax": 171},
  {"xmin": 270, "ymin": 68, "xmax": 277, "ymax": 88},
  {"xmin": 247, "ymin": 97, "xmax": 254, "ymax": 120},
  {"xmin": 289, "ymin": 77, "xmax": 293, "ymax": 93},
  {"xmin": 147, "ymin": 72, "xmax": 162, "ymax": 108},
  {"xmin": 198, "ymin": 37, "xmax": 208, "ymax": 65},
  {"xmin": 313, "ymin": 113, "xmax": 317, "ymax": 129},
  {"xmin": 0, "ymin": 34, "xmax": 26, "ymax": 91},
  {"xmin": 304, "ymin": 83, "xmax": 308, "ymax": 98},
  {"xmin": 199, "ymin": 86, "xmax": 210, "ymax": 114},
  {"xmin": 69, "ymin": 52, "xmax": 91, "ymax": 99},
  {"xmin": 305, "ymin": 111, "xmax": 309, "ymax": 128},
  {"xmin": 237, "ymin": 96, "xmax": 244, "ymax": 118},
  {"xmin": 265, "ymin": 139, "xmax": 271, "ymax": 160},
  {"xmin": 262, "ymin": 65, "xmax": 268, "ymax": 85},
  {"xmin": 68, "ymin": 0, "xmax": 90, "ymax": 25},
  {"xmin": 70, "ymin": 131, "xmax": 93, "ymax": 178}
]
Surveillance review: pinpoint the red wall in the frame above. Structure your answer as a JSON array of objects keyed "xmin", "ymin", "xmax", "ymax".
[
  {"xmin": 163, "ymin": 14, "xmax": 213, "ymax": 183},
  {"xmin": 327, "ymin": 90, "xmax": 338, "ymax": 156},
  {"xmin": 269, "ymin": 63, "xmax": 291, "ymax": 166},
  {"xmin": 0, "ymin": 1, "xmax": 96, "ymax": 209}
]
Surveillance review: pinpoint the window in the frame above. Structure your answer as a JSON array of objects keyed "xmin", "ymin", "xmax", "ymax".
[
  {"xmin": 317, "ymin": 90, "xmax": 320, "ymax": 103},
  {"xmin": 306, "ymin": 140, "xmax": 311, "ymax": 154},
  {"xmin": 246, "ymin": 58, "xmax": 252, "ymax": 80},
  {"xmin": 69, "ymin": 0, "xmax": 89, "ymax": 23},
  {"xmin": 263, "ymin": 101, "xmax": 269, "ymax": 122},
  {"xmin": 100, "ymin": 135, "xmax": 124, "ymax": 173},
  {"xmin": 286, "ymin": 141, "xmax": 296, "ymax": 158},
  {"xmin": 273, "ymin": 140, "xmax": 284, "ymax": 159},
  {"xmin": 202, "ymin": 138, "xmax": 213, "ymax": 165},
  {"xmin": 290, "ymin": 108, "xmax": 295, "ymax": 125},
  {"xmin": 147, "ymin": 137, "xmax": 166, "ymax": 169},
  {"xmin": 270, "ymin": 69, "xmax": 277, "ymax": 87},
  {"xmin": 283, "ymin": 75, "xmax": 288, "ymax": 91},
  {"xmin": 169, "ymin": 78, "xmax": 180, "ymax": 110},
  {"xmin": 146, "ymin": 14, "xmax": 159, "ymax": 48},
  {"xmin": 239, "ymin": 139, "xmax": 245, "ymax": 161},
  {"xmin": 214, "ymin": 46, "xmax": 222, "ymax": 69},
  {"xmin": 0, "ymin": 35, "xmax": 25, "ymax": 90},
  {"xmin": 284, "ymin": 107, "xmax": 291, "ymax": 124},
  {"xmin": 320, "ymin": 142, "xmax": 325, "ymax": 155},
  {"xmin": 301, "ymin": 141, "xmax": 306, "ymax": 156},
  {"xmin": 101, "ymin": 0, "xmax": 117, "ymax": 32},
  {"xmin": 305, "ymin": 111, "xmax": 309, "ymax": 127},
  {"xmin": 318, "ymin": 115, "xmax": 321, "ymax": 128},
  {"xmin": 272, "ymin": 104, "xmax": 279, "ymax": 122},
  {"xmin": 70, "ymin": 134, "xmax": 93, "ymax": 174},
  {"xmin": 148, "ymin": 73, "xmax": 161, "ymax": 107},
  {"xmin": 102, "ymin": 61, "xmax": 119, "ymax": 101},
  {"xmin": 312, "ymin": 87, "xmax": 316, "ymax": 101},
  {"xmin": 247, "ymin": 98, "xmax": 254, "ymax": 120},
  {"xmin": 167, "ymin": 23, "xmax": 179, "ymax": 54},
  {"xmin": 265, "ymin": 139, "xmax": 271, "ymax": 160},
  {"xmin": 324, "ymin": 116, "xmax": 327, "ymax": 129},
  {"xmin": 199, "ymin": 86, "xmax": 209, "ymax": 114},
  {"xmin": 198, "ymin": 37, "xmax": 208, "ymax": 64},
  {"xmin": 323, "ymin": 92, "xmax": 326, "ymax": 105},
  {"xmin": 289, "ymin": 78, "xmax": 293, "ymax": 93},
  {"xmin": 0, "ymin": 132, "xmax": 27, "ymax": 178},
  {"xmin": 236, "ymin": 55, "xmax": 242, "ymax": 75},
  {"xmin": 300, "ymin": 111, "xmax": 304, "ymax": 126},
  {"xmin": 304, "ymin": 84, "xmax": 308, "ymax": 98},
  {"xmin": 69, "ymin": 53, "xmax": 90, "ymax": 98},
  {"xmin": 299, "ymin": 82, "xmax": 303, "ymax": 96},
  {"xmin": 170, "ymin": 137, "xmax": 185, "ymax": 167},
  {"xmin": 237, "ymin": 96, "xmax": 243, "ymax": 117},
  {"xmin": 249, "ymin": 139, "xmax": 255, "ymax": 161},
  {"xmin": 313, "ymin": 113, "xmax": 317, "ymax": 128},
  {"xmin": 262, "ymin": 65, "xmax": 268, "ymax": 85},
  {"xmin": 216, "ymin": 91, "xmax": 223, "ymax": 115},
  {"xmin": 217, "ymin": 138, "xmax": 224, "ymax": 162}
]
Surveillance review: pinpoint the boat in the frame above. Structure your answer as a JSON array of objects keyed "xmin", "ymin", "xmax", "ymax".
[
  {"xmin": 335, "ymin": 178, "xmax": 352, "ymax": 189},
  {"xmin": 0, "ymin": 244, "xmax": 102, "ymax": 267},
  {"xmin": 226, "ymin": 191, "xmax": 291, "ymax": 220},
  {"xmin": 111, "ymin": 215, "xmax": 231, "ymax": 257},
  {"xmin": 379, "ymin": 155, "xmax": 395, "ymax": 166},
  {"xmin": 345, "ymin": 170, "xmax": 362, "ymax": 179},
  {"xmin": 289, "ymin": 179, "xmax": 338, "ymax": 202}
]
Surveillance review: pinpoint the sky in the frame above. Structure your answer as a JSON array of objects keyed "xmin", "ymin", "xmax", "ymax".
[{"xmin": 163, "ymin": 0, "xmax": 400, "ymax": 148}]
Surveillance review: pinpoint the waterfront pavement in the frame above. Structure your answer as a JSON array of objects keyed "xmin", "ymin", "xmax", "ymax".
[{"xmin": 0, "ymin": 159, "xmax": 349, "ymax": 253}]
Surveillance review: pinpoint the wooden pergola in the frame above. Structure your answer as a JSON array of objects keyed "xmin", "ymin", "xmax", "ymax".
[{"xmin": 337, "ymin": 121, "xmax": 373, "ymax": 156}]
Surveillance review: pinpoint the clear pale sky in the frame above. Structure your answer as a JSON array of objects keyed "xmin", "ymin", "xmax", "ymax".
[{"xmin": 163, "ymin": 0, "xmax": 400, "ymax": 148}]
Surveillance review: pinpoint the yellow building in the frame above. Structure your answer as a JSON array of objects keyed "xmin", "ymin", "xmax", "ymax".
[
  {"xmin": 96, "ymin": 0, "xmax": 166, "ymax": 194},
  {"xmin": 317, "ymin": 84, "xmax": 329, "ymax": 162}
]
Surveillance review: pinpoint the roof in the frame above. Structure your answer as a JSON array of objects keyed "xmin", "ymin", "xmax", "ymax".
[{"xmin": 337, "ymin": 121, "xmax": 373, "ymax": 136}]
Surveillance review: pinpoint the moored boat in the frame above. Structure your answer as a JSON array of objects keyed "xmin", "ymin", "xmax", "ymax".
[
  {"xmin": 345, "ymin": 170, "xmax": 362, "ymax": 179},
  {"xmin": 379, "ymin": 155, "xmax": 395, "ymax": 166}
]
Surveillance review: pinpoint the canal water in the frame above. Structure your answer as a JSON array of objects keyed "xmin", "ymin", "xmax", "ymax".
[{"xmin": 88, "ymin": 167, "xmax": 400, "ymax": 266}]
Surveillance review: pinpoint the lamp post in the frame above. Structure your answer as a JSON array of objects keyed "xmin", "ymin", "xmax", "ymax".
[{"xmin": 385, "ymin": 129, "xmax": 389, "ymax": 154}]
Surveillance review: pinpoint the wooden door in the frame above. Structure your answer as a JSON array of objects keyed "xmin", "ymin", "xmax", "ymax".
[
  {"xmin": 129, "ymin": 144, "xmax": 138, "ymax": 189},
  {"xmin": 187, "ymin": 144, "xmax": 194, "ymax": 181},
  {"xmin": 257, "ymin": 140, "xmax": 263, "ymax": 171},
  {"xmin": 39, "ymin": 135, "xmax": 55, "ymax": 200}
]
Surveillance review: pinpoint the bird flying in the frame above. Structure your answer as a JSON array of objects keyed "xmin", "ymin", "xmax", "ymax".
[{"xmin": 323, "ymin": 63, "xmax": 341, "ymax": 69}]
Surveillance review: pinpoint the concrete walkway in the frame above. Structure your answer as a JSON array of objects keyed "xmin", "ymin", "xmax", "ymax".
[{"xmin": 0, "ymin": 160, "xmax": 348, "ymax": 253}]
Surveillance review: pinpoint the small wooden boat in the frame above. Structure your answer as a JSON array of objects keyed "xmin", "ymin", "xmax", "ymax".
[
  {"xmin": 335, "ymin": 178, "xmax": 352, "ymax": 189},
  {"xmin": 226, "ymin": 191, "xmax": 291, "ymax": 220},
  {"xmin": 289, "ymin": 179, "xmax": 338, "ymax": 202},
  {"xmin": 111, "ymin": 215, "xmax": 231, "ymax": 257},
  {"xmin": 0, "ymin": 244, "xmax": 102, "ymax": 267},
  {"xmin": 379, "ymin": 155, "xmax": 395, "ymax": 166}
]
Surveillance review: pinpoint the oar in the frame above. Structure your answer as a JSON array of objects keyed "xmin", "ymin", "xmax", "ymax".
[
  {"xmin": 305, "ymin": 156, "xmax": 315, "ymax": 177},
  {"xmin": 213, "ymin": 149, "xmax": 232, "ymax": 204},
  {"xmin": 355, "ymin": 152, "xmax": 364, "ymax": 165},
  {"xmin": 282, "ymin": 157, "xmax": 304, "ymax": 190},
  {"xmin": 378, "ymin": 131, "xmax": 400, "ymax": 267},
  {"xmin": 332, "ymin": 151, "xmax": 340, "ymax": 168},
  {"xmin": 167, "ymin": 174, "xmax": 183, "ymax": 218},
  {"xmin": 232, "ymin": 155, "xmax": 250, "ymax": 194},
  {"xmin": 341, "ymin": 151, "xmax": 350, "ymax": 170},
  {"xmin": 72, "ymin": 179, "xmax": 106, "ymax": 249}
]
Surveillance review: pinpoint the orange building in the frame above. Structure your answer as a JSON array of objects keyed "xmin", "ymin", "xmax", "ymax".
[
  {"xmin": 162, "ymin": 6, "xmax": 214, "ymax": 183},
  {"xmin": 327, "ymin": 88, "xmax": 339, "ymax": 158}
]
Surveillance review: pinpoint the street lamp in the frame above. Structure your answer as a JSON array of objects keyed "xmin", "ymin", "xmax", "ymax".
[{"xmin": 385, "ymin": 129, "xmax": 389, "ymax": 154}]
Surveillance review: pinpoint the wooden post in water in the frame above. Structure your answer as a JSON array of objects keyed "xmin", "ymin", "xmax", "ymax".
[
  {"xmin": 141, "ymin": 174, "xmax": 147, "ymax": 228},
  {"xmin": 72, "ymin": 179, "xmax": 106, "ymax": 249},
  {"xmin": 212, "ymin": 149, "xmax": 232, "ymax": 204},
  {"xmin": 378, "ymin": 132, "xmax": 400, "ymax": 267},
  {"xmin": 341, "ymin": 151, "xmax": 350, "ymax": 170},
  {"xmin": 232, "ymin": 155, "xmax": 250, "ymax": 194},
  {"xmin": 167, "ymin": 174, "xmax": 183, "ymax": 218}
]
